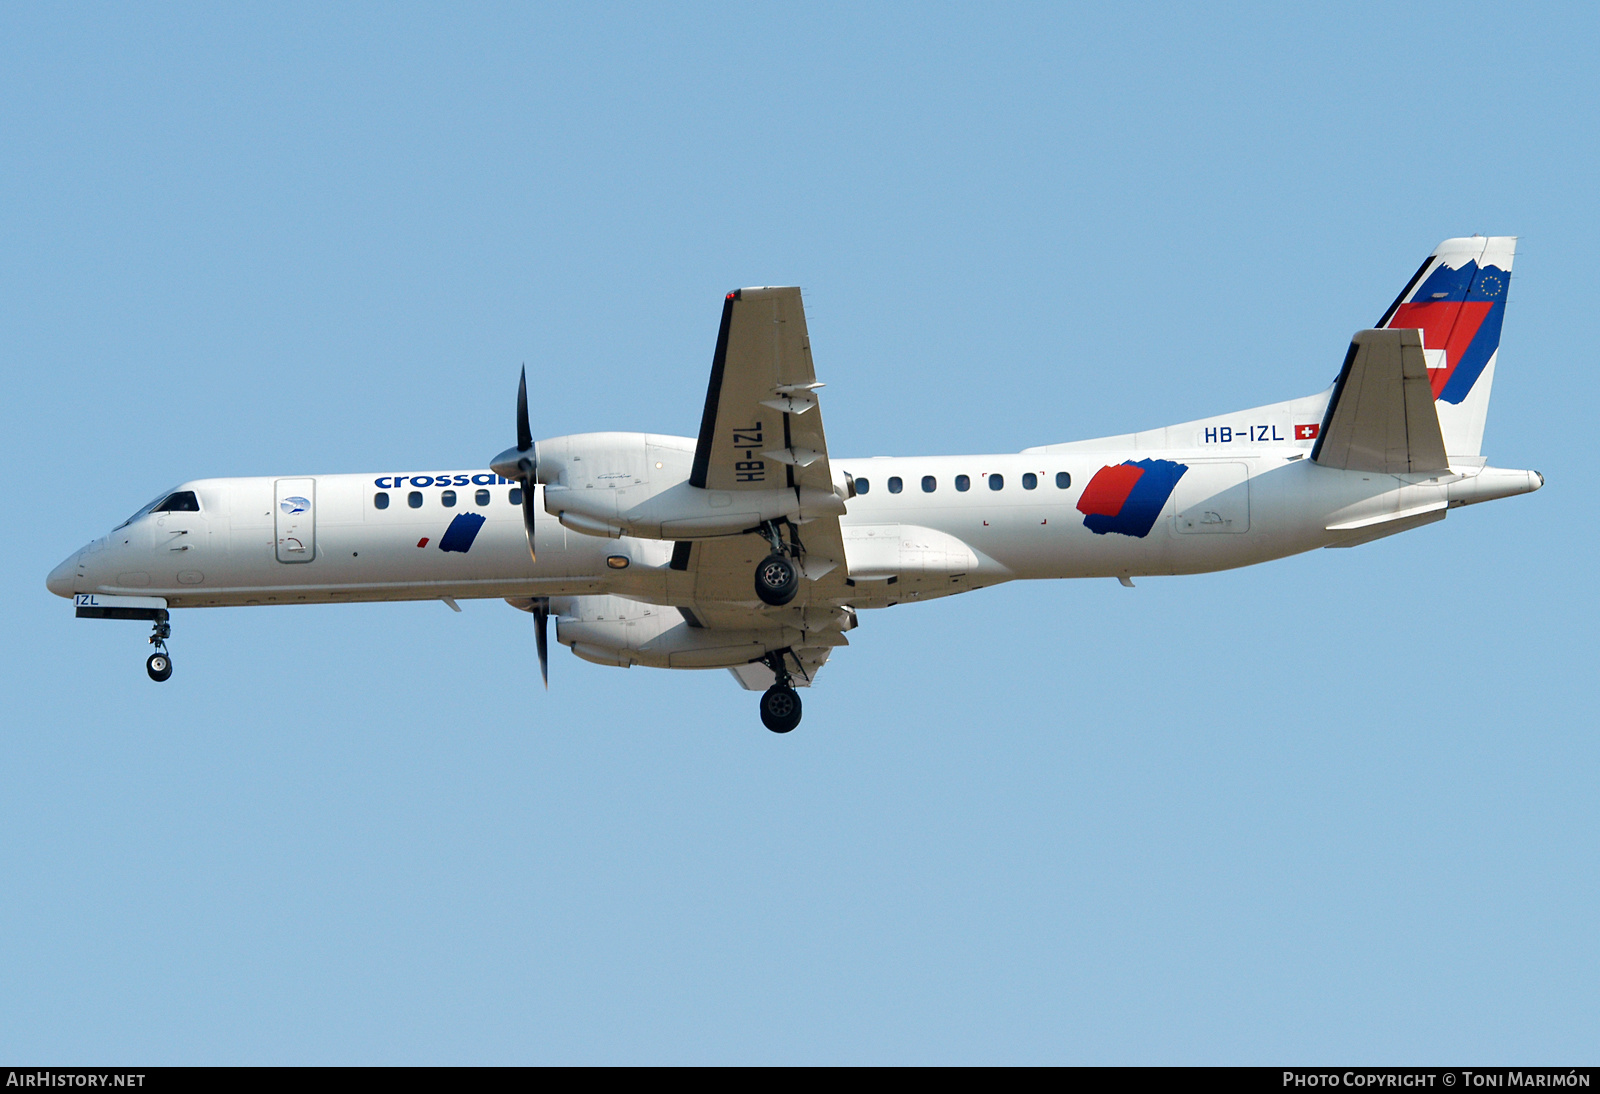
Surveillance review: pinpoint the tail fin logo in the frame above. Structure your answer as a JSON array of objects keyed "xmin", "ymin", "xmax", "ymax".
[
  {"xmin": 1077, "ymin": 459, "xmax": 1188, "ymax": 538},
  {"xmin": 1384, "ymin": 258, "xmax": 1509, "ymax": 404}
]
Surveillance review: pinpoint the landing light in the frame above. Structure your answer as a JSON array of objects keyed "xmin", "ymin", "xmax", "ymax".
[{"xmin": 606, "ymin": 555, "xmax": 630, "ymax": 569}]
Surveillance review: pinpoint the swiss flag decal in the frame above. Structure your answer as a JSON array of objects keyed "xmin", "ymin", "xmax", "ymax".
[{"xmin": 1295, "ymin": 424, "xmax": 1319, "ymax": 441}]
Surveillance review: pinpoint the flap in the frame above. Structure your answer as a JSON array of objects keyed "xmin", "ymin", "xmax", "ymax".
[
  {"xmin": 726, "ymin": 646, "xmax": 835, "ymax": 690},
  {"xmin": 842, "ymin": 523, "xmax": 981, "ymax": 578}
]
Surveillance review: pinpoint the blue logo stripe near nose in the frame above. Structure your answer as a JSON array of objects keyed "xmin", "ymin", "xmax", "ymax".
[{"xmin": 438, "ymin": 513, "xmax": 487, "ymax": 554}]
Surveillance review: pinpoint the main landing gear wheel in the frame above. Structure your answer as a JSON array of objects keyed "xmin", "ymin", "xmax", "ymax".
[
  {"xmin": 755, "ymin": 554, "xmax": 800, "ymax": 606},
  {"xmin": 760, "ymin": 684, "xmax": 802, "ymax": 733},
  {"xmin": 753, "ymin": 519, "xmax": 805, "ymax": 607},
  {"xmin": 146, "ymin": 652, "xmax": 173, "ymax": 682}
]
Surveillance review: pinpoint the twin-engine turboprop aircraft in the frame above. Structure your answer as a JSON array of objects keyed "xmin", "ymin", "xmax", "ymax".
[{"xmin": 48, "ymin": 237, "xmax": 1542, "ymax": 732}]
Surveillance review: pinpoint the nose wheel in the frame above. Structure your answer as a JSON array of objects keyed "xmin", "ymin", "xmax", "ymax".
[
  {"xmin": 146, "ymin": 617, "xmax": 173, "ymax": 682},
  {"xmin": 757, "ymin": 650, "xmax": 803, "ymax": 733}
]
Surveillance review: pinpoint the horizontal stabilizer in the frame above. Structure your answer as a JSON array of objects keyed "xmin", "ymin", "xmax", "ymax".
[
  {"xmin": 1324, "ymin": 507, "xmax": 1447, "ymax": 549},
  {"xmin": 1313, "ymin": 328, "xmax": 1449, "ymax": 474}
]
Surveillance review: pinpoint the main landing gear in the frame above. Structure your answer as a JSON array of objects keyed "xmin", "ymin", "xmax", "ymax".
[
  {"xmin": 146, "ymin": 617, "xmax": 173, "ymax": 682},
  {"xmin": 758, "ymin": 650, "xmax": 803, "ymax": 734},
  {"xmin": 754, "ymin": 519, "xmax": 803, "ymax": 607}
]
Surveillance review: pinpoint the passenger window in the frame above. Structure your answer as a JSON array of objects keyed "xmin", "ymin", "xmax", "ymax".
[
  {"xmin": 374, "ymin": 492, "xmax": 390, "ymax": 510},
  {"xmin": 154, "ymin": 491, "xmax": 200, "ymax": 513},
  {"xmin": 408, "ymin": 491, "xmax": 423, "ymax": 509},
  {"xmin": 441, "ymin": 490, "xmax": 457, "ymax": 508},
  {"xmin": 922, "ymin": 475, "xmax": 937, "ymax": 493},
  {"xmin": 888, "ymin": 476, "xmax": 903, "ymax": 494},
  {"xmin": 856, "ymin": 478, "xmax": 870, "ymax": 495},
  {"xmin": 475, "ymin": 489, "xmax": 491, "ymax": 507},
  {"xmin": 509, "ymin": 487, "xmax": 523, "ymax": 505},
  {"xmin": 1023, "ymin": 472, "xmax": 1037, "ymax": 490},
  {"xmin": 1056, "ymin": 471, "xmax": 1071, "ymax": 489},
  {"xmin": 955, "ymin": 474, "xmax": 970, "ymax": 492},
  {"xmin": 989, "ymin": 474, "xmax": 1004, "ymax": 491}
]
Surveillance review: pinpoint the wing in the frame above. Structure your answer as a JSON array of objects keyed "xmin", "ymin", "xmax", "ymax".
[
  {"xmin": 685, "ymin": 286, "xmax": 847, "ymax": 579},
  {"xmin": 669, "ymin": 535, "xmax": 857, "ymax": 690},
  {"xmin": 691, "ymin": 286, "xmax": 833, "ymax": 495},
  {"xmin": 548, "ymin": 592, "xmax": 847, "ymax": 687},
  {"xmin": 676, "ymin": 287, "xmax": 856, "ymax": 688}
]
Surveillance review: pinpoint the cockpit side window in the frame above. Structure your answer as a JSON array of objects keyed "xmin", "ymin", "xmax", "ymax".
[
  {"xmin": 115, "ymin": 486, "xmax": 187, "ymax": 529},
  {"xmin": 153, "ymin": 491, "xmax": 200, "ymax": 513}
]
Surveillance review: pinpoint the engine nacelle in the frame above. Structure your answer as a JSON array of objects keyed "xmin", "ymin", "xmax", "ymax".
[
  {"xmin": 553, "ymin": 595, "xmax": 847, "ymax": 669},
  {"xmin": 537, "ymin": 432, "xmax": 851, "ymax": 541}
]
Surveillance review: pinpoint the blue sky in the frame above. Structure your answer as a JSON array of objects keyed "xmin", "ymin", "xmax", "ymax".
[{"xmin": 2, "ymin": 3, "xmax": 1595, "ymax": 1063}]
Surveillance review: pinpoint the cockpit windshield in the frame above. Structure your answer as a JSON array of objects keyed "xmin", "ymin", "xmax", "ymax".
[{"xmin": 114, "ymin": 488, "xmax": 198, "ymax": 529}]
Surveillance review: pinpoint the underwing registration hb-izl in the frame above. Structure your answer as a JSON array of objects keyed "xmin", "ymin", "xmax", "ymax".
[{"xmin": 48, "ymin": 237, "xmax": 1542, "ymax": 732}]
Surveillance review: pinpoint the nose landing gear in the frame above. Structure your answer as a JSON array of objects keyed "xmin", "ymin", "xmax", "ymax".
[
  {"xmin": 146, "ymin": 617, "xmax": 173, "ymax": 682},
  {"xmin": 70, "ymin": 596, "xmax": 176, "ymax": 682},
  {"xmin": 758, "ymin": 649, "xmax": 803, "ymax": 733}
]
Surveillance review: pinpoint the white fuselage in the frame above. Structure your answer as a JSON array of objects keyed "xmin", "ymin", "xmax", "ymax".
[{"xmin": 47, "ymin": 426, "xmax": 1540, "ymax": 614}]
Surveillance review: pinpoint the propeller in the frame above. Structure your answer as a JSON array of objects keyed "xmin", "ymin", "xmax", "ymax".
[
  {"xmin": 493, "ymin": 371, "xmax": 550, "ymax": 686},
  {"xmin": 490, "ymin": 366, "xmax": 539, "ymax": 561}
]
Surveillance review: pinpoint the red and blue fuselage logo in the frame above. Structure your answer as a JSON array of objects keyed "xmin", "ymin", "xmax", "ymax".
[
  {"xmin": 1385, "ymin": 259, "xmax": 1509, "ymax": 405},
  {"xmin": 1076, "ymin": 459, "xmax": 1188, "ymax": 538}
]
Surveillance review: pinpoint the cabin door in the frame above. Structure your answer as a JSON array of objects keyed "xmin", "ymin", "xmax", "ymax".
[{"xmin": 274, "ymin": 478, "xmax": 317, "ymax": 562}]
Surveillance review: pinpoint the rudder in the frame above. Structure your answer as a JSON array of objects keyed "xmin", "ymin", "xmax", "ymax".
[{"xmin": 1377, "ymin": 236, "xmax": 1516, "ymax": 458}]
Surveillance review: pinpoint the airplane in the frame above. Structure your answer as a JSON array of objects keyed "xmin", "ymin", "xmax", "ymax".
[{"xmin": 47, "ymin": 236, "xmax": 1542, "ymax": 733}]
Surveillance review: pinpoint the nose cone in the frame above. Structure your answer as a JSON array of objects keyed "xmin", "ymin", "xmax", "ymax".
[{"xmin": 46, "ymin": 551, "xmax": 81, "ymax": 598}]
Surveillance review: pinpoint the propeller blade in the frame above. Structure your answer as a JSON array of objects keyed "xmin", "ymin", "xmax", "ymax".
[
  {"xmin": 516, "ymin": 365, "xmax": 532, "ymax": 453},
  {"xmin": 532, "ymin": 598, "xmax": 549, "ymax": 688},
  {"xmin": 520, "ymin": 482, "xmax": 539, "ymax": 562}
]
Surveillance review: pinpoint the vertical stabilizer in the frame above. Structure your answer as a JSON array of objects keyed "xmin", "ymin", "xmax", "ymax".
[{"xmin": 1377, "ymin": 236, "xmax": 1515, "ymax": 458}]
